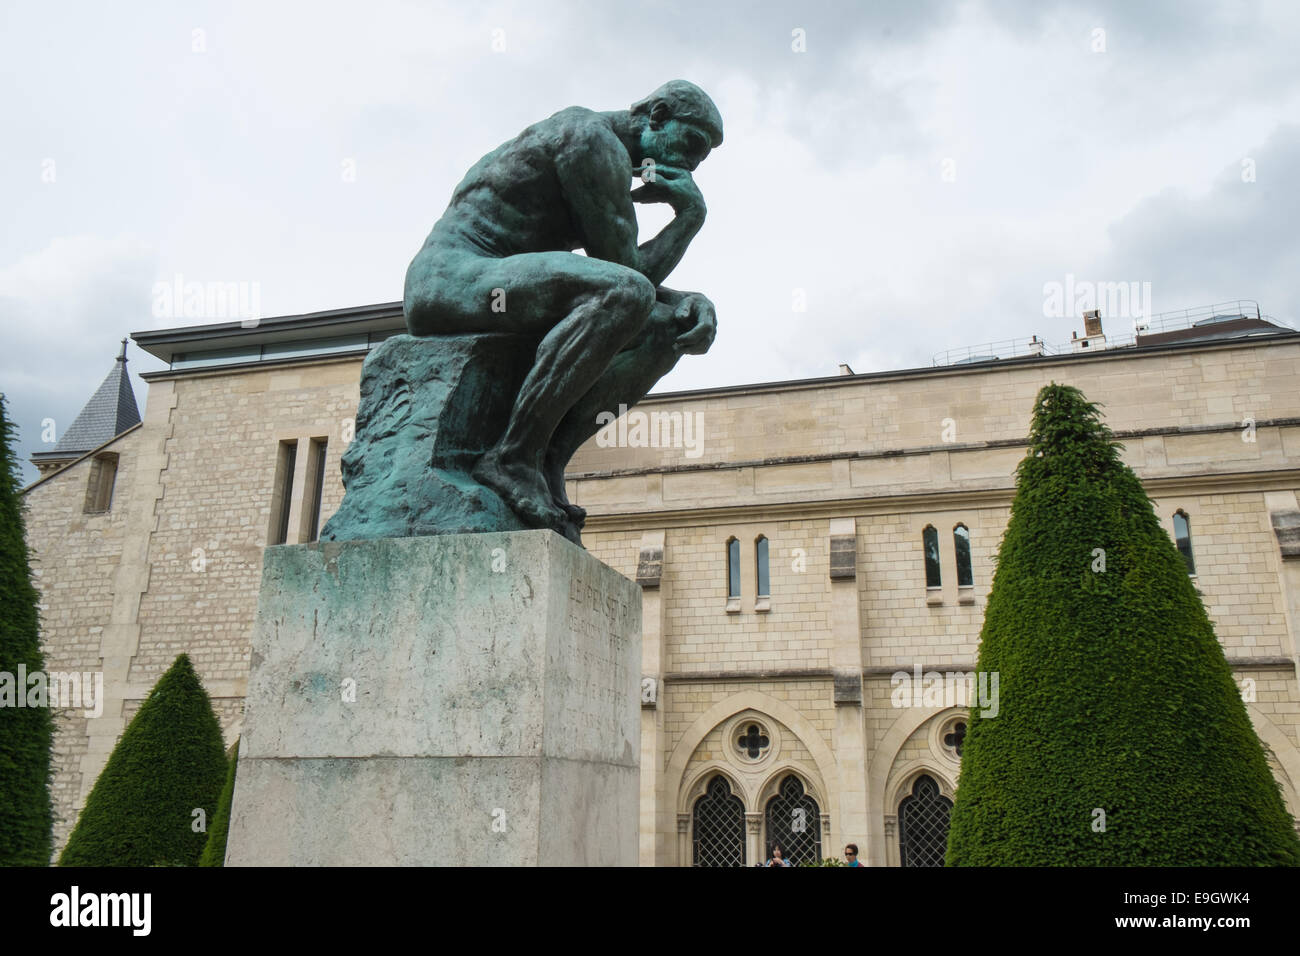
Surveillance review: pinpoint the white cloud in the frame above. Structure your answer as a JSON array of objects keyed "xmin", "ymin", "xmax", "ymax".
[{"xmin": 0, "ymin": 235, "xmax": 159, "ymax": 483}]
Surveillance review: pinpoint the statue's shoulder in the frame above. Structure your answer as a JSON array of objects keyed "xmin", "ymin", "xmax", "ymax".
[
  {"xmin": 537, "ymin": 106, "xmax": 619, "ymax": 150},
  {"xmin": 547, "ymin": 104, "xmax": 603, "ymax": 127}
]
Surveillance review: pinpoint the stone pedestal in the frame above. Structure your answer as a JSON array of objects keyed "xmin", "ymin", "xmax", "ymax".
[{"xmin": 225, "ymin": 530, "xmax": 641, "ymax": 866}]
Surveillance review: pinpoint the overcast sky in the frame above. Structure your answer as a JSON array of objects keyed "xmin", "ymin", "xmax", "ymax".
[{"xmin": 4, "ymin": 0, "xmax": 1299, "ymax": 484}]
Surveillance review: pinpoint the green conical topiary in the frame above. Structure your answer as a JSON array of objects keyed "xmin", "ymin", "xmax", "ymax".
[
  {"xmin": 0, "ymin": 394, "xmax": 54, "ymax": 865},
  {"xmin": 59, "ymin": 653, "xmax": 227, "ymax": 866},
  {"xmin": 198, "ymin": 738, "xmax": 239, "ymax": 867},
  {"xmin": 946, "ymin": 382, "xmax": 1300, "ymax": 866}
]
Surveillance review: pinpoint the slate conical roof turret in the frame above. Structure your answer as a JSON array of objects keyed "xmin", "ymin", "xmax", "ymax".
[{"xmin": 30, "ymin": 339, "xmax": 141, "ymax": 471}]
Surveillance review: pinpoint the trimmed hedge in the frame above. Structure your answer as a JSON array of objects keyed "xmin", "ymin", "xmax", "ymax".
[
  {"xmin": 59, "ymin": 654, "xmax": 228, "ymax": 866},
  {"xmin": 946, "ymin": 383, "xmax": 1300, "ymax": 866},
  {"xmin": 0, "ymin": 394, "xmax": 54, "ymax": 865},
  {"xmin": 198, "ymin": 738, "xmax": 239, "ymax": 867}
]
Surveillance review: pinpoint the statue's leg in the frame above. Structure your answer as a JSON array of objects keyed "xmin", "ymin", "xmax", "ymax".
[
  {"xmin": 408, "ymin": 251, "xmax": 658, "ymax": 534},
  {"xmin": 543, "ymin": 299, "xmax": 687, "ymax": 521}
]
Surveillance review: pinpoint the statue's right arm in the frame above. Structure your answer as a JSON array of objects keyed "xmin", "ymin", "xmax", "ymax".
[{"xmin": 555, "ymin": 126, "xmax": 641, "ymax": 272}]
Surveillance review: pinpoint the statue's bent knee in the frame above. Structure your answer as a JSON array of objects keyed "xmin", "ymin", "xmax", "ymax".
[{"xmin": 599, "ymin": 272, "xmax": 655, "ymax": 321}]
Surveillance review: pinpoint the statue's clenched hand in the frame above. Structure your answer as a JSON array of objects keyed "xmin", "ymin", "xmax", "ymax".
[{"xmin": 630, "ymin": 165, "xmax": 706, "ymax": 218}]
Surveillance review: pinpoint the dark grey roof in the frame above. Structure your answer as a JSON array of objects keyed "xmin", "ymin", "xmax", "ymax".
[
  {"xmin": 34, "ymin": 339, "xmax": 141, "ymax": 459},
  {"xmin": 1136, "ymin": 316, "xmax": 1284, "ymax": 348}
]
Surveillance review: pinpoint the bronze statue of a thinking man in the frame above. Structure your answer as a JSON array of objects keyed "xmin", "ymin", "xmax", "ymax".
[{"xmin": 402, "ymin": 80, "xmax": 721, "ymax": 543}]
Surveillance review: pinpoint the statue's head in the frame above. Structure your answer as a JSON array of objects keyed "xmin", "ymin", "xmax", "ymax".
[{"xmin": 630, "ymin": 80, "xmax": 723, "ymax": 171}]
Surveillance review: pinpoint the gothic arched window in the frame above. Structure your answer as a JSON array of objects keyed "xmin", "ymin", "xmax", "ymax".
[
  {"xmin": 953, "ymin": 524, "xmax": 973, "ymax": 587},
  {"xmin": 898, "ymin": 774, "xmax": 952, "ymax": 867},
  {"xmin": 693, "ymin": 776, "xmax": 746, "ymax": 867},
  {"xmin": 765, "ymin": 774, "xmax": 822, "ymax": 865},
  {"xmin": 1173, "ymin": 510, "xmax": 1195, "ymax": 575},
  {"xmin": 922, "ymin": 525, "xmax": 941, "ymax": 588},
  {"xmin": 755, "ymin": 535, "xmax": 770, "ymax": 597}
]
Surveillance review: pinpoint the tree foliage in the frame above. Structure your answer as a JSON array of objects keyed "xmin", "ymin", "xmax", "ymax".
[
  {"xmin": 0, "ymin": 394, "xmax": 53, "ymax": 864},
  {"xmin": 946, "ymin": 383, "xmax": 1300, "ymax": 865},
  {"xmin": 59, "ymin": 654, "xmax": 227, "ymax": 866},
  {"xmin": 199, "ymin": 738, "xmax": 239, "ymax": 867}
]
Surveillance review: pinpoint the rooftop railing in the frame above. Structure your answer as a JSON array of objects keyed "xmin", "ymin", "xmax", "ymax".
[
  {"xmin": 931, "ymin": 299, "xmax": 1295, "ymax": 367},
  {"xmin": 931, "ymin": 337, "xmax": 1061, "ymax": 367}
]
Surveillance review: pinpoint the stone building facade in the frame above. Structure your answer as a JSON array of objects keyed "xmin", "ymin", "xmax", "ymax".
[{"xmin": 22, "ymin": 302, "xmax": 1300, "ymax": 865}]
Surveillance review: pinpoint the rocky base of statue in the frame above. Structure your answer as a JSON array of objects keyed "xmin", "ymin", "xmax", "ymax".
[
  {"xmin": 224, "ymin": 530, "xmax": 641, "ymax": 866},
  {"xmin": 320, "ymin": 333, "xmax": 547, "ymax": 543}
]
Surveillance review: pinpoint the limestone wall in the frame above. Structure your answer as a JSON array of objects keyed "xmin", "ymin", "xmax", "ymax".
[
  {"xmin": 568, "ymin": 340, "xmax": 1300, "ymax": 476},
  {"xmin": 25, "ymin": 358, "xmax": 362, "ymax": 856},
  {"xmin": 24, "ymin": 427, "xmax": 140, "ymax": 852}
]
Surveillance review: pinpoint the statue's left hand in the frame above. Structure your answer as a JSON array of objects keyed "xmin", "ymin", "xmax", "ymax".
[{"xmin": 672, "ymin": 293, "xmax": 717, "ymax": 355}]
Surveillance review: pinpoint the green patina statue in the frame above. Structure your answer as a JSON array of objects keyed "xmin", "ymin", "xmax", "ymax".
[{"xmin": 322, "ymin": 80, "xmax": 721, "ymax": 546}]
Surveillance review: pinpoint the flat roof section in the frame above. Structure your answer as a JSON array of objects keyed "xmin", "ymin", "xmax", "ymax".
[{"xmin": 132, "ymin": 301, "xmax": 405, "ymax": 364}]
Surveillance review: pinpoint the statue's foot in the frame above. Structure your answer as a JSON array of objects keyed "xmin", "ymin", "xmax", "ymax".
[
  {"xmin": 472, "ymin": 450, "xmax": 567, "ymax": 532},
  {"xmin": 558, "ymin": 515, "xmax": 584, "ymax": 547},
  {"xmin": 544, "ymin": 453, "xmax": 587, "ymax": 527}
]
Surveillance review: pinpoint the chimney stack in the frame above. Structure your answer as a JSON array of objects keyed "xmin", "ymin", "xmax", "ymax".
[{"xmin": 1071, "ymin": 309, "xmax": 1108, "ymax": 353}]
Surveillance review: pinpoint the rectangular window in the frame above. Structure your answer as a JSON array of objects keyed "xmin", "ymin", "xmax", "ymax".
[
  {"xmin": 727, "ymin": 538, "xmax": 741, "ymax": 598},
  {"xmin": 953, "ymin": 525, "xmax": 973, "ymax": 587},
  {"xmin": 269, "ymin": 440, "xmax": 298, "ymax": 545},
  {"xmin": 82, "ymin": 453, "xmax": 119, "ymax": 514},
  {"xmin": 305, "ymin": 438, "xmax": 328, "ymax": 542},
  {"xmin": 1173, "ymin": 511, "xmax": 1196, "ymax": 575},
  {"xmin": 923, "ymin": 526, "xmax": 942, "ymax": 588}
]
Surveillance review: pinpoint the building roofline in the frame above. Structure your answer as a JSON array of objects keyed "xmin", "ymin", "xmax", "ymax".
[
  {"xmin": 130, "ymin": 300, "xmax": 1300, "ymax": 397},
  {"xmin": 22, "ymin": 422, "xmax": 143, "ymax": 494},
  {"xmin": 131, "ymin": 301, "xmax": 405, "ymax": 363},
  {"xmin": 639, "ymin": 327, "xmax": 1300, "ymax": 404},
  {"xmin": 137, "ymin": 349, "xmax": 370, "ymax": 382}
]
